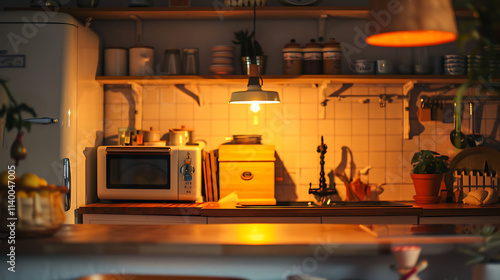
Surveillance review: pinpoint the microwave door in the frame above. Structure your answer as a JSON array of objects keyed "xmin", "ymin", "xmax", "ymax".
[{"xmin": 104, "ymin": 150, "xmax": 178, "ymax": 200}]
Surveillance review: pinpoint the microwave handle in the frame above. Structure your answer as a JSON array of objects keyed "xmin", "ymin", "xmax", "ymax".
[{"xmin": 63, "ymin": 158, "xmax": 71, "ymax": 211}]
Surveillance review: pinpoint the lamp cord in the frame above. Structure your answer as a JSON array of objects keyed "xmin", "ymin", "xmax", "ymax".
[
  {"xmin": 253, "ymin": 3, "xmax": 256, "ymax": 63},
  {"xmin": 253, "ymin": 3, "xmax": 263, "ymax": 85}
]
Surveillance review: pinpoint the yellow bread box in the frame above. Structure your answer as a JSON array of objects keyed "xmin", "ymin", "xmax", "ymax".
[{"xmin": 218, "ymin": 144, "xmax": 276, "ymax": 205}]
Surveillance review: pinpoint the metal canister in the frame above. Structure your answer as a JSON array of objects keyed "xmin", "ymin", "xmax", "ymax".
[
  {"xmin": 322, "ymin": 38, "xmax": 341, "ymax": 74},
  {"xmin": 282, "ymin": 39, "xmax": 303, "ymax": 75},
  {"xmin": 303, "ymin": 39, "xmax": 323, "ymax": 74}
]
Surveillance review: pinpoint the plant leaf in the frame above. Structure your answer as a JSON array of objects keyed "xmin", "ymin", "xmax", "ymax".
[
  {"xmin": 17, "ymin": 103, "xmax": 36, "ymax": 117},
  {"xmin": 0, "ymin": 104, "xmax": 6, "ymax": 117},
  {"xmin": 465, "ymin": 255, "xmax": 486, "ymax": 266}
]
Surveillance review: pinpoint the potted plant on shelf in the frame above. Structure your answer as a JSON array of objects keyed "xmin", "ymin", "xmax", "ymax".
[
  {"xmin": 232, "ymin": 29, "xmax": 266, "ymax": 75},
  {"xmin": 410, "ymin": 150, "xmax": 450, "ymax": 204}
]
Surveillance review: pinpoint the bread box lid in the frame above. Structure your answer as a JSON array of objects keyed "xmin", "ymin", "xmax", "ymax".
[{"xmin": 218, "ymin": 145, "xmax": 275, "ymax": 162}]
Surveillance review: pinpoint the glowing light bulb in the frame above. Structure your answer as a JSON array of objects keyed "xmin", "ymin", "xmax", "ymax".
[{"xmin": 250, "ymin": 103, "xmax": 260, "ymax": 113}]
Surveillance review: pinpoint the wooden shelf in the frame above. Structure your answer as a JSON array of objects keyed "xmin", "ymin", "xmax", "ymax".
[
  {"xmin": 5, "ymin": 7, "xmax": 474, "ymax": 21},
  {"xmin": 96, "ymin": 75, "xmax": 471, "ymax": 85}
]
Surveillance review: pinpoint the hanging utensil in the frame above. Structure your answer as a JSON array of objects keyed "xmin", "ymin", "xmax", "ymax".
[
  {"xmin": 467, "ymin": 102, "xmax": 485, "ymax": 147},
  {"xmin": 450, "ymin": 101, "xmax": 466, "ymax": 149}
]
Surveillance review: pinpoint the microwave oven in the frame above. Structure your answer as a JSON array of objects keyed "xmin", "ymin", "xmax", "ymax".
[{"xmin": 97, "ymin": 146, "xmax": 202, "ymax": 202}]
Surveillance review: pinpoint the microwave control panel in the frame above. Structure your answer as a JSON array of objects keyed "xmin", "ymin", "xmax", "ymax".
[
  {"xmin": 180, "ymin": 153, "xmax": 194, "ymax": 182},
  {"xmin": 177, "ymin": 148, "xmax": 202, "ymax": 201}
]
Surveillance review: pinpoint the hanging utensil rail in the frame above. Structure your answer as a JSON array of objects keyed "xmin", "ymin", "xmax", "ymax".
[{"xmin": 421, "ymin": 94, "xmax": 500, "ymax": 108}]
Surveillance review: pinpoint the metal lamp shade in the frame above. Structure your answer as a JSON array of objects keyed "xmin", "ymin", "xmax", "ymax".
[
  {"xmin": 366, "ymin": 0, "xmax": 458, "ymax": 47},
  {"xmin": 229, "ymin": 64, "xmax": 280, "ymax": 104},
  {"xmin": 229, "ymin": 84, "xmax": 280, "ymax": 104}
]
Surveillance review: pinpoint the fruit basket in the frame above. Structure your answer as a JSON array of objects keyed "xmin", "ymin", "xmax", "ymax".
[{"xmin": 0, "ymin": 172, "xmax": 68, "ymax": 237}]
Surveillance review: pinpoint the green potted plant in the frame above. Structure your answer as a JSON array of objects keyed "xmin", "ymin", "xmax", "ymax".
[
  {"xmin": 232, "ymin": 29, "xmax": 266, "ymax": 75},
  {"xmin": 459, "ymin": 225, "xmax": 500, "ymax": 280},
  {"xmin": 410, "ymin": 150, "xmax": 450, "ymax": 204}
]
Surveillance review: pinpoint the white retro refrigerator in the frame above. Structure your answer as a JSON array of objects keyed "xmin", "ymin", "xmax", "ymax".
[{"xmin": 0, "ymin": 11, "xmax": 103, "ymax": 223}]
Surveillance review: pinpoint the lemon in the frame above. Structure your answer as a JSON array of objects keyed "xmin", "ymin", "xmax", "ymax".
[
  {"xmin": 38, "ymin": 177, "xmax": 48, "ymax": 187},
  {"xmin": 0, "ymin": 170, "xmax": 17, "ymax": 187},
  {"xmin": 17, "ymin": 191, "xmax": 28, "ymax": 198},
  {"xmin": 20, "ymin": 173, "xmax": 40, "ymax": 188}
]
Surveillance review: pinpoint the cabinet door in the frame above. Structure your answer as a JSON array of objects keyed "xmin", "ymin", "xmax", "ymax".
[
  {"xmin": 207, "ymin": 217, "xmax": 321, "ymax": 224},
  {"xmin": 83, "ymin": 214, "xmax": 207, "ymax": 224},
  {"xmin": 322, "ymin": 216, "xmax": 418, "ymax": 224},
  {"xmin": 419, "ymin": 216, "xmax": 500, "ymax": 224}
]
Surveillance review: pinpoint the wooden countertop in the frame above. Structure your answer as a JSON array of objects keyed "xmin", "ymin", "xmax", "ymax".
[
  {"xmin": 411, "ymin": 202, "xmax": 500, "ymax": 216},
  {"xmin": 79, "ymin": 202, "xmax": 500, "ymax": 217},
  {"xmin": 200, "ymin": 202, "xmax": 422, "ymax": 216},
  {"xmin": 79, "ymin": 202, "xmax": 205, "ymax": 216},
  {"xmin": 12, "ymin": 224, "xmax": 484, "ymax": 256}
]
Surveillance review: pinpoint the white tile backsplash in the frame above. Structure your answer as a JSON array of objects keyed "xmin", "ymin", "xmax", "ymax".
[
  {"xmin": 368, "ymin": 119, "xmax": 386, "ymax": 135},
  {"xmin": 335, "ymin": 119, "xmax": 352, "ymax": 135},
  {"xmin": 334, "ymin": 101, "xmax": 352, "ymax": 119},
  {"xmin": 176, "ymin": 104, "xmax": 194, "ymax": 120},
  {"xmin": 160, "ymin": 87, "xmax": 176, "ymax": 104},
  {"xmin": 300, "ymin": 87, "xmax": 318, "ymax": 104},
  {"xmin": 142, "ymin": 104, "xmax": 159, "ymax": 120},
  {"xmin": 283, "ymin": 87, "xmax": 300, "ymax": 104},
  {"xmin": 351, "ymin": 102, "xmax": 369, "ymax": 119},
  {"xmin": 369, "ymin": 102, "xmax": 386, "ymax": 119},
  {"xmin": 142, "ymin": 86, "xmax": 160, "ymax": 104},
  {"xmin": 300, "ymin": 103, "xmax": 318, "ymax": 120},
  {"xmin": 103, "ymin": 84, "xmax": 500, "ymax": 202},
  {"xmin": 159, "ymin": 103, "xmax": 177, "ymax": 120},
  {"xmin": 210, "ymin": 104, "xmax": 228, "ymax": 120}
]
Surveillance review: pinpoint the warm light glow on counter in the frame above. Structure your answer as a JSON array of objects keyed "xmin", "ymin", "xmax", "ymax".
[{"xmin": 236, "ymin": 224, "xmax": 276, "ymax": 244}]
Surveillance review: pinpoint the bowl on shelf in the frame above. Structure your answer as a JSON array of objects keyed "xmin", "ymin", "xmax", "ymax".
[{"xmin": 209, "ymin": 64, "xmax": 235, "ymax": 75}]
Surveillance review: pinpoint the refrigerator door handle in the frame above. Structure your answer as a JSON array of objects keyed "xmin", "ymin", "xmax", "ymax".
[
  {"xmin": 63, "ymin": 158, "xmax": 71, "ymax": 211},
  {"xmin": 23, "ymin": 117, "xmax": 59, "ymax": 124}
]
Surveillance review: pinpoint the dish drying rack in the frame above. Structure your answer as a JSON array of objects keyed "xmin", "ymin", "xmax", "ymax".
[
  {"xmin": 445, "ymin": 147, "xmax": 500, "ymax": 202},
  {"xmin": 450, "ymin": 167, "xmax": 499, "ymax": 202}
]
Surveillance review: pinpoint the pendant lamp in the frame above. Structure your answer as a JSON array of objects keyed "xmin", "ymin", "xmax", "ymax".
[
  {"xmin": 229, "ymin": 4, "xmax": 280, "ymax": 108},
  {"xmin": 366, "ymin": 0, "xmax": 458, "ymax": 47}
]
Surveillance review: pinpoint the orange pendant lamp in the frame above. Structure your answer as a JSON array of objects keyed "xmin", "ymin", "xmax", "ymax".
[{"xmin": 366, "ymin": 0, "xmax": 458, "ymax": 47}]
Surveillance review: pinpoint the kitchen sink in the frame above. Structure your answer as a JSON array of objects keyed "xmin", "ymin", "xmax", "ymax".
[{"xmin": 236, "ymin": 201, "xmax": 412, "ymax": 208}]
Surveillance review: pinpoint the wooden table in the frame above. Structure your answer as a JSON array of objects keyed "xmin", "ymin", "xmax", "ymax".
[{"xmin": 4, "ymin": 223, "xmax": 488, "ymax": 280}]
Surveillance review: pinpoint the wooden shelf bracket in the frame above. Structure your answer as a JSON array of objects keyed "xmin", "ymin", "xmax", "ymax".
[
  {"xmin": 403, "ymin": 80, "xmax": 415, "ymax": 140},
  {"xmin": 129, "ymin": 82, "xmax": 143, "ymax": 130},
  {"xmin": 318, "ymin": 14, "xmax": 328, "ymax": 42},
  {"xmin": 130, "ymin": 14, "xmax": 143, "ymax": 44}
]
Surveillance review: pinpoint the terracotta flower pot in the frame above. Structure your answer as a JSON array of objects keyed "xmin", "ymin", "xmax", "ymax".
[{"xmin": 411, "ymin": 173, "xmax": 444, "ymax": 204}]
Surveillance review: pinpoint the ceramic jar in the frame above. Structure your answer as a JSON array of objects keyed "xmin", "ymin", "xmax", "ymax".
[
  {"xmin": 282, "ymin": 39, "xmax": 303, "ymax": 75},
  {"xmin": 303, "ymin": 39, "xmax": 323, "ymax": 74},
  {"xmin": 322, "ymin": 38, "xmax": 341, "ymax": 74}
]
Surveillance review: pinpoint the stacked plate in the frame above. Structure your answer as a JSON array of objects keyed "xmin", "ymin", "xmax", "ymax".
[
  {"xmin": 484, "ymin": 45, "xmax": 500, "ymax": 75},
  {"xmin": 467, "ymin": 54, "xmax": 482, "ymax": 74},
  {"xmin": 224, "ymin": 0, "xmax": 267, "ymax": 7},
  {"xmin": 210, "ymin": 45, "xmax": 235, "ymax": 75},
  {"xmin": 443, "ymin": 55, "xmax": 466, "ymax": 75}
]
